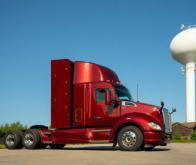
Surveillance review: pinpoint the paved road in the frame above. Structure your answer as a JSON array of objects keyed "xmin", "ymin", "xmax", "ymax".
[{"xmin": 0, "ymin": 143, "xmax": 196, "ymax": 165}]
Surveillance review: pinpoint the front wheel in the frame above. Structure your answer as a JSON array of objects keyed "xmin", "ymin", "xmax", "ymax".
[{"xmin": 117, "ymin": 126, "xmax": 143, "ymax": 151}]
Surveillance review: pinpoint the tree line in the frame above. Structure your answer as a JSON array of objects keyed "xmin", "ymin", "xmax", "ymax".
[
  {"xmin": 172, "ymin": 131, "xmax": 196, "ymax": 141},
  {"xmin": 0, "ymin": 122, "xmax": 27, "ymax": 144}
]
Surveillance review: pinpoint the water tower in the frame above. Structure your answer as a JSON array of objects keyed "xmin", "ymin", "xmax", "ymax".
[{"xmin": 170, "ymin": 25, "xmax": 196, "ymax": 122}]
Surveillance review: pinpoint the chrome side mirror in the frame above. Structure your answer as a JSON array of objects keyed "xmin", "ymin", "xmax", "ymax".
[{"xmin": 170, "ymin": 107, "xmax": 176, "ymax": 114}]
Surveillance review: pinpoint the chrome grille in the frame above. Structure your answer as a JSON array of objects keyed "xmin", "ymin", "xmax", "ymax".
[{"xmin": 162, "ymin": 108, "xmax": 172, "ymax": 134}]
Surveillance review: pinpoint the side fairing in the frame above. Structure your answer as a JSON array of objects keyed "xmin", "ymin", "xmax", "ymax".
[{"xmin": 51, "ymin": 59, "xmax": 73, "ymax": 129}]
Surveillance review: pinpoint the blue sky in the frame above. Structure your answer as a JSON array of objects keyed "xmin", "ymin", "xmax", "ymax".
[{"xmin": 0, "ymin": 0, "xmax": 195, "ymax": 126}]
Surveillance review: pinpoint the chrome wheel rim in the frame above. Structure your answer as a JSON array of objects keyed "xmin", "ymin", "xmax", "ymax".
[
  {"xmin": 122, "ymin": 131, "xmax": 137, "ymax": 147},
  {"xmin": 24, "ymin": 133, "xmax": 34, "ymax": 146},
  {"xmin": 6, "ymin": 134, "xmax": 15, "ymax": 146}
]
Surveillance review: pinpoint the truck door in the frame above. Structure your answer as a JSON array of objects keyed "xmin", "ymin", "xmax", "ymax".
[{"xmin": 90, "ymin": 83, "xmax": 120, "ymax": 126}]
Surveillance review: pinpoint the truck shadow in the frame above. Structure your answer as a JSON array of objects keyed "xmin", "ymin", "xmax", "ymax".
[
  {"xmin": 144, "ymin": 148, "xmax": 171, "ymax": 152},
  {"xmin": 64, "ymin": 146, "xmax": 117, "ymax": 151},
  {"xmin": 58, "ymin": 146, "xmax": 170, "ymax": 152}
]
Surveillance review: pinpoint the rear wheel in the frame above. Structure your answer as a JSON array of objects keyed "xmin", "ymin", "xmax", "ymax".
[
  {"xmin": 49, "ymin": 144, "xmax": 65, "ymax": 149},
  {"xmin": 22, "ymin": 130, "xmax": 41, "ymax": 149},
  {"xmin": 117, "ymin": 126, "xmax": 143, "ymax": 151},
  {"xmin": 4, "ymin": 131, "xmax": 23, "ymax": 149}
]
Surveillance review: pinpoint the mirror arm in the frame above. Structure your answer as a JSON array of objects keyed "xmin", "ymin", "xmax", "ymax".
[{"xmin": 158, "ymin": 101, "xmax": 164, "ymax": 116}]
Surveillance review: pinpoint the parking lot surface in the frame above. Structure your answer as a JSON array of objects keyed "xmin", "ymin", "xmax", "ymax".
[{"xmin": 0, "ymin": 143, "xmax": 196, "ymax": 165}]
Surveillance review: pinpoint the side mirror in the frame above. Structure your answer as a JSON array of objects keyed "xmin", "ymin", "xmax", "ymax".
[
  {"xmin": 105, "ymin": 90, "xmax": 111, "ymax": 105},
  {"xmin": 170, "ymin": 107, "xmax": 176, "ymax": 114}
]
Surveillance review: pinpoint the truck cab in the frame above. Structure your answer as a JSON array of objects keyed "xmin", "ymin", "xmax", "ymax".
[{"xmin": 4, "ymin": 59, "xmax": 172, "ymax": 151}]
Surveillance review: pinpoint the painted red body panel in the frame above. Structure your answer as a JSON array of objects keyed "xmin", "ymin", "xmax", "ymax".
[
  {"xmin": 74, "ymin": 61, "xmax": 120, "ymax": 84},
  {"xmin": 40, "ymin": 127, "xmax": 112, "ymax": 144},
  {"xmin": 40, "ymin": 59, "xmax": 171, "ymax": 147},
  {"xmin": 88, "ymin": 82, "xmax": 120, "ymax": 126},
  {"xmin": 144, "ymin": 131, "xmax": 170, "ymax": 145},
  {"xmin": 51, "ymin": 59, "xmax": 72, "ymax": 128},
  {"xmin": 73, "ymin": 84, "xmax": 87, "ymax": 126},
  {"xmin": 118, "ymin": 102, "xmax": 164, "ymax": 130}
]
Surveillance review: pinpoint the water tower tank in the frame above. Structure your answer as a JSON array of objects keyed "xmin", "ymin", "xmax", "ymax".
[{"xmin": 170, "ymin": 26, "xmax": 196, "ymax": 122}]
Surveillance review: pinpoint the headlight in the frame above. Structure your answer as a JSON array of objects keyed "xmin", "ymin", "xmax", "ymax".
[{"xmin": 148, "ymin": 122, "xmax": 162, "ymax": 131}]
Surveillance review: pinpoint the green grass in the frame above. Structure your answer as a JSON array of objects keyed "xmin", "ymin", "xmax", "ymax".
[
  {"xmin": 0, "ymin": 144, "xmax": 5, "ymax": 149},
  {"xmin": 172, "ymin": 140, "xmax": 196, "ymax": 143}
]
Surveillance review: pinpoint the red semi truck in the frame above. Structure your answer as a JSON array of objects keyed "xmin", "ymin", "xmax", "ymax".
[{"xmin": 5, "ymin": 59, "xmax": 174, "ymax": 151}]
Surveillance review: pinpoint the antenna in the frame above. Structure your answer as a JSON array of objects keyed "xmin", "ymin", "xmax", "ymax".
[{"xmin": 137, "ymin": 84, "xmax": 139, "ymax": 101}]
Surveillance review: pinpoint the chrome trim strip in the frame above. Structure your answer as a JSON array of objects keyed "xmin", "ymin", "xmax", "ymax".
[
  {"xmin": 89, "ymin": 140, "xmax": 110, "ymax": 144},
  {"xmin": 91, "ymin": 129, "xmax": 111, "ymax": 133},
  {"xmin": 43, "ymin": 141, "xmax": 53, "ymax": 144},
  {"xmin": 162, "ymin": 108, "xmax": 172, "ymax": 134},
  {"xmin": 49, "ymin": 128, "xmax": 56, "ymax": 131},
  {"xmin": 44, "ymin": 132, "xmax": 52, "ymax": 135}
]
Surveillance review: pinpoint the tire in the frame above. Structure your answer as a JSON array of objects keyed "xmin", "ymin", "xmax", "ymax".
[
  {"xmin": 117, "ymin": 126, "xmax": 143, "ymax": 151},
  {"xmin": 22, "ymin": 129, "xmax": 41, "ymax": 149},
  {"xmin": 4, "ymin": 131, "xmax": 23, "ymax": 149},
  {"xmin": 49, "ymin": 144, "xmax": 65, "ymax": 149}
]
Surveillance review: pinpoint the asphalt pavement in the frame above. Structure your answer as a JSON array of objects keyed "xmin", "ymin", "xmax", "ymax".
[{"xmin": 0, "ymin": 143, "xmax": 196, "ymax": 165}]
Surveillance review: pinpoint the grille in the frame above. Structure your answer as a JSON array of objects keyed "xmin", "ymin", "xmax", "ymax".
[{"xmin": 162, "ymin": 108, "xmax": 172, "ymax": 134}]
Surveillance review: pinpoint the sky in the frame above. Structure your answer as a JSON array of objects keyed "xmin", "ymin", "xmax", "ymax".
[{"xmin": 0, "ymin": 0, "xmax": 196, "ymax": 126}]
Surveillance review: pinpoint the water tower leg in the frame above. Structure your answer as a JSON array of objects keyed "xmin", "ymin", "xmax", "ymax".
[{"xmin": 186, "ymin": 62, "xmax": 196, "ymax": 122}]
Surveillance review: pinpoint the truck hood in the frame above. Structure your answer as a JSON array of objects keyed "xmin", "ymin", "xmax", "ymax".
[
  {"xmin": 120, "ymin": 100, "xmax": 163, "ymax": 125},
  {"xmin": 135, "ymin": 101, "xmax": 161, "ymax": 109},
  {"xmin": 121, "ymin": 100, "xmax": 160, "ymax": 110}
]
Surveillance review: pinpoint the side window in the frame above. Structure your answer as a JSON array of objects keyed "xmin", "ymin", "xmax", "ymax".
[
  {"xmin": 95, "ymin": 88, "xmax": 113, "ymax": 102},
  {"xmin": 96, "ymin": 89, "xmax": 106, "ymax": 102}
]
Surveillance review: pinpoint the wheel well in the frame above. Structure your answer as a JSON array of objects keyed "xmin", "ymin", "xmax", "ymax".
[
  {"xmin": 114, "ymin": 122, "xmax": 143, "ymax": 144},
  {"xmin": 29, "ymin": 125, "xmax": 48, "ymax": 130}
]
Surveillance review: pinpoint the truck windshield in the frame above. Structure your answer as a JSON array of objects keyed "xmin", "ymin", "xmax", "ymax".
[{"xmin": 114, "ymin": 85, "xmax": 133, "ymax": 101}]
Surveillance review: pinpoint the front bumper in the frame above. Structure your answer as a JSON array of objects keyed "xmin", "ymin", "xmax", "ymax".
[{"xmin": 144, "ymin": 131, "xmax": 171, "ymax": 146}]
